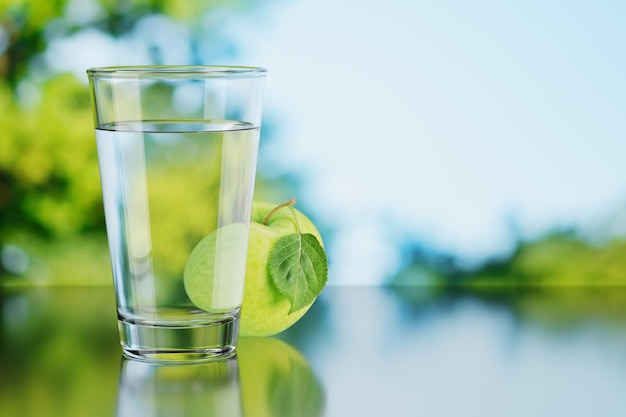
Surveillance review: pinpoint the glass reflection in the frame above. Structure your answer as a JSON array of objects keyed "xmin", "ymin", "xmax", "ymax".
[
  {"xmin": 116, "ymin": 337, "xmax": 325, "ymax": 417},
  {"xmin": 117, "ymin": 358, "xmax": 242, "ymax": 417}
]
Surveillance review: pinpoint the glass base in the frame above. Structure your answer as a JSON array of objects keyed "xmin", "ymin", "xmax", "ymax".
[{"xmin": 118, "ymin": 313, "xmax": 240, "ymax": 363}]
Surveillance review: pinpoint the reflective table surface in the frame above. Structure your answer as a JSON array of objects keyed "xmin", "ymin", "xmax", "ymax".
[{"xmin": 2, "ymin": 285, "xmax": 626, "ymax": 416}]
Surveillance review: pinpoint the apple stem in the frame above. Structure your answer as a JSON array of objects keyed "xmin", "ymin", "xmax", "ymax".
[{"xmin": 262, "ymin": 198, "xmax": 297, "ymax": 225}]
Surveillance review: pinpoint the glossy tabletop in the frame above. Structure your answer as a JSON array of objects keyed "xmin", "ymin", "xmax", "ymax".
[{"xmin": 2, "ymin": 285, "xmax": 626, "ymax": 417}]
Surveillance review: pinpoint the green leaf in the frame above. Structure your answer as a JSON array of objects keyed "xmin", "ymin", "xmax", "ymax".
[{"xmin": 268, "ymin": 233, "xmax": 328, "ymax": 314}]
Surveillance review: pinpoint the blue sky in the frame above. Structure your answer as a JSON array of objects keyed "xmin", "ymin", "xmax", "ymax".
[
  {"xmin": 231, "ymin": 0, "xmax": 626, "ymax": 284},
  {"xmin": 50, "ymin": 0, "xmax": 626, "ymax": 285}
]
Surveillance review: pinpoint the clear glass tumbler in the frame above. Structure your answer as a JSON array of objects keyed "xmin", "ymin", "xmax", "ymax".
[{"xmin": 87, "ymin": 66, "xmax": 266, "ymax": 362}]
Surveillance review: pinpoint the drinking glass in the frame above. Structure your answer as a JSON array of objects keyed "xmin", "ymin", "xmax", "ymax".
[{"xmin": 87, "ymin": 66, "xmax": 266, "ymax": 362}]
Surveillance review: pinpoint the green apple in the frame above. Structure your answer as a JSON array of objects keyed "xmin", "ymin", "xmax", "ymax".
[
  {"xmin": 184, "ymin": 199, "xmax": 327, "ymax": 337},
  {"xmin": 240, "ymin": 200, "xmax": 326, "ymax": 336}
]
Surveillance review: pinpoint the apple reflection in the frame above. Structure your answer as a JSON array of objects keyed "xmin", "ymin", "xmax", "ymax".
[
  {"xmin": 238, "ymin": 337, "xmax": 325, "ymax": 417},
  {"xmin": 116, "ymin": 337, "xmax": 325, "ymax": 417}
]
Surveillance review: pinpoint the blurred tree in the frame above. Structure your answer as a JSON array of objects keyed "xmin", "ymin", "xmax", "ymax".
[
  {"xmin": 390, "ymin": 229, "xmax": 626, "ymax": 287},
  {"xmin": 463, "ymin": 231, "xmax": 626, "ymax": 286}
]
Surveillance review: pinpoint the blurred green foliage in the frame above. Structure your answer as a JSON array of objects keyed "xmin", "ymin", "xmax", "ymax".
[
  {"xmin": 462, "ymin": 231, "xmax": 626, "ymax": 286},
  {"xmin": 391, "ymin": 230, "xmax": 626, "ymax": 287},
  {"xmin": 0, "ymin": 70, "xmax": 110, "ymax": 285}
]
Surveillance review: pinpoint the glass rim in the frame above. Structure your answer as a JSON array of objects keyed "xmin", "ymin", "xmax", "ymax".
[{"xmin": 86, "ymin": 65, "xmax": 267, "ymax": 79}]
